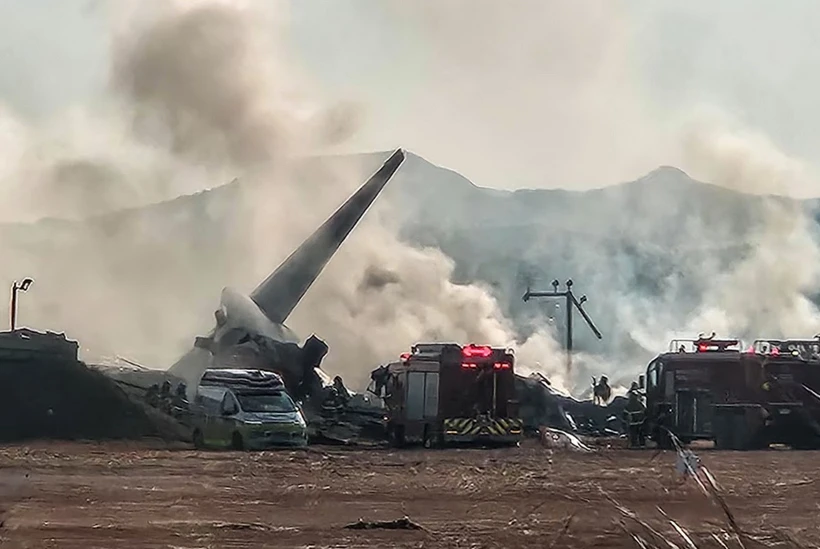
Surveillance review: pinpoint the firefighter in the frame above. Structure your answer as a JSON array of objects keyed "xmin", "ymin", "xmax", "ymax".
[
  {"xmin": 623, "ymin": 382, "xmax": 646, "ymax": 447},
  {"xmin": 333, "ymin": 376, "xmax": 351, "ymax": 406},
  {"xmin": 593, "ymin": 375, "xmax": 612, "ymax": 406},
  {"xmin": 370, "ymin": 365, "xmax": 390, "ymax": 397},
  {"xmin": 145, "ymin": 384, "xmax": 160, "ymax": 408},
  {"xmin": 172, "ymin": 383, "xmax": 189, "ymax": 417},
  {"xmin": 159, "ymin": 381, "xmax": 173, "ymax": 414},
  {"xmin": 320, "ymin": 385, "xmax": 345, "ymax": 417}
]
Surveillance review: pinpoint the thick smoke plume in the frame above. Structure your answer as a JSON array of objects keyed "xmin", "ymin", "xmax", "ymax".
[
  {"xmin": 624, "ymin": 113, "xmax": 820, "ymax": 359},
  {"xmin": 680, "ymin": 117, "xmax": 820, "ymax": 339},
  {"xmin": 0, "ymin": 1, "xmax": 572, "ymax": 392},
  {"xmin": 4, "ymin": 1, "xmax": 818, "ymax": 399}
]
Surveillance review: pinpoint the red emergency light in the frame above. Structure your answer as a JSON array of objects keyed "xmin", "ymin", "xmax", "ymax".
[
  {"xmin": 400, "ymin": 352, "xmax": 411, "ymax": 361},
  {"xmin": 461, "ymin": 363, "xmax": 478, "ymax": 369},
  {"xmin": 493, "ymin": 362, "xmax": 511, "ymax": 370},
  {"xmin": 695, "ymin": 338, "xmax": 740, "ymax": 352},
  {"xmin": 462, "ymin": 344, "xmax": 493, "ymax": 358}
]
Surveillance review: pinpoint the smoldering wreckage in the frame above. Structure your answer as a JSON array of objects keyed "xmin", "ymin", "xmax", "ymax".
[
  {"xmin": 5, "ymin": 148, "xmax": 820, "ymax": 455},
  {"xmin": 0, "ymin": 149, "xmax": 629, "ymax": 449}
]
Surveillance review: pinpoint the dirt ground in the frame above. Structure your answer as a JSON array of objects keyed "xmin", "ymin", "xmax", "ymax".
[{"xmin": 0, "ymin": 440, "xmax": 817, "ymax": 549}]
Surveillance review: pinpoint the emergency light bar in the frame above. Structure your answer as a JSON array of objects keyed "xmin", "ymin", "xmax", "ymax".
[
  {"xmin": 752, "ymin": 338, "xmax": 820, "ymax": 358},
  {"xmin": 462, "ymin": 344, "xmax": 493, "ymax": 358},
  {"xmin": 401, "ymin": 343, "xmax": 513, "ymax": 369},
  {"xmin": 668, "ymin": 337, "xmax": 741, "ymax": 353}
]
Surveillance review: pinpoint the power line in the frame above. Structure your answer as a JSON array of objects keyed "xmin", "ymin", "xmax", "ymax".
[{"xmin": 522, "ymin": 279, "xmax": 602, "ymax": 375}]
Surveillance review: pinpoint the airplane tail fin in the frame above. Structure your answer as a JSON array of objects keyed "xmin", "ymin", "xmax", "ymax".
[{"xmin": 250, "ymin": 148, "xmax": 405, "ymax": 324}]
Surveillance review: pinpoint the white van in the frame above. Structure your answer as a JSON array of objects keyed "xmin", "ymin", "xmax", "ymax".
[{"xmin": 190, "ymin": 369, "xmax": 308, "ymax": 450}]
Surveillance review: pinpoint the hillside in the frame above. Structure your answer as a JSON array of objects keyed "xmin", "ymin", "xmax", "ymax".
[{"xmin": 0, "ymin": 151, "xmax": 815, "ymax": 382}]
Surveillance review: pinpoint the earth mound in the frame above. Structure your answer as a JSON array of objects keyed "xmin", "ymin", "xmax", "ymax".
[{"xmin": 0, "ymin": 329, "xmax": 176, "ymax": 442}]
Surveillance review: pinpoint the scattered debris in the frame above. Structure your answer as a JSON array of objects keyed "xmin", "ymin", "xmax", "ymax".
[
  {"xmin": 539, "ymin": 427, "xmax": 594, "ymax": 452},
  {"xmin": 517, "ymin": 373, "xmax": 628, "ymax": 437},
  {"xmin": 675, "ymin": 448, "xmax": 702, "ymax": 480},
  {"xmin": 212, "ymin": 521, "xmax": 270, "ymax": 531},
  {"xmin": 344, "ymin": 516, "xmax": 425, "ymax": 531}
]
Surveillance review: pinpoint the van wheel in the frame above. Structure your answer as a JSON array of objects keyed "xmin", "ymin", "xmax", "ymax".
[
  {"xmin": 231, "ymin": 432, "xmax": 244, "ymax": 451},
  {"xmin": 193, "ymin": 429, "xmax": 205, "ymax": 450}
]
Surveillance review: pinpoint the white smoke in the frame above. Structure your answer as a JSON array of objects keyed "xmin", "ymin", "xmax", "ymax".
[
  {"xmin": 624, "ymin": 112, "xmax": 820, "ymax": 356},
  {"xmin": 680, "ymin": 116, "xmax": 820, "ymax": 339},
  {"xmin": 4, "ymin": 0, "xmax": 819, "ymax": 400},
  {"xmin": 0, "ymin": 0, "xmax": 574, "ymax": 392}
]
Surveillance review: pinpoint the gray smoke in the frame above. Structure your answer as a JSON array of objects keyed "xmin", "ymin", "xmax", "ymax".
[
  {"xmin": 3, "ymin": 1, "xmax": 819, "ymax": 399},
  {"xmin": 0, "ymin": 0, "xmax": 570, "ymax": 391}
]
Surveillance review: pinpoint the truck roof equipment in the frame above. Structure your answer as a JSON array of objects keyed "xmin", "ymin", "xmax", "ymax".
[
  {"xmin": 752, "ymin": 338, "xmax": 820, "ymax": 360},
  {"xmin": 200, "ymin": 369, "xmax": 285, "ymax": 389},
  {"xmin": 668, "ymin": 336, "xmax": 741, "ymax": 354}
]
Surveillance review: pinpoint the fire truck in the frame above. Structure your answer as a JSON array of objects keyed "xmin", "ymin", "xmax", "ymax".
[
  {"xmin": 637, "ymin": 335, "xmax": 820, "ymax": 450},
  {"xmin": 375, "ymin": 343, "xmax": 523, "ymax": 447},
  {"xmin": 638, "ymin": 336, "xmax": 750, "ymax": 449},
  {"xmin": 727, "ymin": 338, "xmax": 820, "ymax": 450}
]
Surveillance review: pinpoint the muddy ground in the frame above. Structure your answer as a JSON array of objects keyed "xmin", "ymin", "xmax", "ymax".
[{"xmin": 0, "ymin": 440, "xmax": 817, "ymax": 548}]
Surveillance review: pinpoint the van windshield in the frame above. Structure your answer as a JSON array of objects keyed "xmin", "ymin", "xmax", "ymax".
[{"xmin": 236, "ymin": 391, "xmax": 296, "ymax": 413}]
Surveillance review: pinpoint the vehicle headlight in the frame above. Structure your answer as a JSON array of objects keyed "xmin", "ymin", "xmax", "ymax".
[{"xmin": 244, "ymin": 421, "xmax": 263, "ymax": 425}]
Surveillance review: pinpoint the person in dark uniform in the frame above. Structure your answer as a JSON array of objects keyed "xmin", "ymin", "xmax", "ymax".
[
  {"xmin": 159, "ymin": 381, "xmax": 173, "ymax": 414},
  {"xmin": 593, "ymin": 376, "xmax": 612, "ymax": 405},
  {"xmin": 623, "ymin": 382, "xmax": 646, "ymax": 447},
  {"xmin": 172, "ymin": 383, "xmax": 189, "ymax": 418},
  {"xmin": 145, "ymin": 384, "xmax": 160, "ymax": 408}
]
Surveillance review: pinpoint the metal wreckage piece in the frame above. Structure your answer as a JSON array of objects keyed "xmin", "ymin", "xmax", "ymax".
[
  {"xmin": 515, "ymin": 373, "xmax": 629, "ymax": 436},
  {"xmin": 104, "ymin": 150, "xmax": 406, "ymax": 445}
]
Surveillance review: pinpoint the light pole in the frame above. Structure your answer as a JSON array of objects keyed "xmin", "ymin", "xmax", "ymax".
[{"xmin": 10, "ymin": 278, "xmax": 33, "ymax": 331}]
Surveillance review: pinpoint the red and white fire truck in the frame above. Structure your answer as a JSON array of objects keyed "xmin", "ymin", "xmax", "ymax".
[{"xmin": 373, "ymin": 343, "xmax": 524, "ymax": 447}]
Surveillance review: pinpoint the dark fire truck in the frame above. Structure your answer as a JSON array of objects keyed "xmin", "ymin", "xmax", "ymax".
[
  {"xmin": 637, "ymin": 336, "xmax": 749, "ymax": 449},
  {"xmin": 373, "ymin": 343, "xmax": 523, "ymax": 447},
  {"xmin": 636, "ymin": 336, "xmax": 820, "ymax": 450},
  {"xmin": 729, "ymin": 338, "xmax": 820, "ymax": 450}
]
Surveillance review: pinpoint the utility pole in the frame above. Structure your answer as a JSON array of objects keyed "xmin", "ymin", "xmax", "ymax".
[
  {"xmin": 9, "ymin": 278, "xmax": 33, "ymax": 331},
  {"xmin": 522, "ymin": 279, "xmax": 602, "ymax": 375}
]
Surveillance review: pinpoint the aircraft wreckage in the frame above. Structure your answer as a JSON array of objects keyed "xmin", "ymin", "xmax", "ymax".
[
  {"xmin": 106, "ymin": 149, "xmax": 405, "ymax": 443},
  {"xmin": 104, "ymin": 147, "xmax": 627, "ymax": 444}
]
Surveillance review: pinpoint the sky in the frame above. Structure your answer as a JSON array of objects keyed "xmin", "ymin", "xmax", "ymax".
[{"xmin": 2, "ymin": 0, "xmax": 820, "ymax": 194}]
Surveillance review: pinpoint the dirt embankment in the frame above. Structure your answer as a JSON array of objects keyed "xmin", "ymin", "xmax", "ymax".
[{"xmin": 0, "ymin": 359, "xmax": 174, "ymax": 442}]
